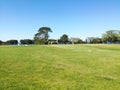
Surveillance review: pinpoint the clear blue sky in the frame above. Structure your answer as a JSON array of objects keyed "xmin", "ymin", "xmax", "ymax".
[{"xmin": 0, "ymin": 0, "xmax": 120, "ymax": 41}]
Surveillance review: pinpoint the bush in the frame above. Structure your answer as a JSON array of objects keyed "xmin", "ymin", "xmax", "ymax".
[
  {"xmin": 6, "ymin": 40, "xmax": 18, "ymax": 45},
  {"xmin": 20, "ymin": 39, "xmax": 34, "ymax": 45}
]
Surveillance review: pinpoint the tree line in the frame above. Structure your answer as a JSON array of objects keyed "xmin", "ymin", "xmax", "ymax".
[{"xmin": 0, "ymin": 27, "xmax": 120, "ymax": 45}]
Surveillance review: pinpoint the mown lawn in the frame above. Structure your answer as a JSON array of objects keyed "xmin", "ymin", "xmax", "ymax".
[{"xmin": 0, "ymin": 44, "xmax": 120, "ymax": 90}]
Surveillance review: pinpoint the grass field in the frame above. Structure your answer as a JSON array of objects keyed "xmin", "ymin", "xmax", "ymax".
[{"xmin": 0, "ymin": 44, "xmax": 120, "ymax": 90}]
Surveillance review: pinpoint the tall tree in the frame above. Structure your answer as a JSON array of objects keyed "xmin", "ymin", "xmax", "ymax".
[
  {"xmin": 60, "ymin": 34, "xmax": 69, "ymax": 44},
  {"xmin": 34, "ymin": 27, "xmax": 52, "ymax": 44},
  {"xmin": 102, "ymin": 30, "xmax": 120, "ymax": 43}
]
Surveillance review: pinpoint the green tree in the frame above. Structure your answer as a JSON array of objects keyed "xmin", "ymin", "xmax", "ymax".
[
  {"xmin": 20, "ymin": 39, "xmax": 34, "ymax": 45},
  {"xmin": 60, "ymin": 34, "xmax": 69, "ymax": 44},
  {"xmin": 0, "ymin": 40, "xmax": 3, "ymax": 45},
  {"xmin": 70, "ymin": 37, "xmax": 83, "ymax": 44},
  {"xmin": 34, "ymin": 27, "xmax": 52, "ymax": 44},
  {"xmin": 6, "ymin": 40, "xmax": 18, "ymax": 45},
  {"xmin": 102, "ymin": 30, "xmax": 120, "ymax": 43},
  {"xmin": 86, "ymin": 37, "xmax": 102, "ymax": 44}
]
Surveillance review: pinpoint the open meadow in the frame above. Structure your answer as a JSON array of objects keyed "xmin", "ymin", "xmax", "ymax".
[{"xmin": 0, "ymin": 44, "xmax": 120, "ymax": 90}]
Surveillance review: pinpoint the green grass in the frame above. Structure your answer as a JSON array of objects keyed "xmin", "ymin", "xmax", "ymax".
[{"xmin": 0, "ymin": 44, "xmax": 120, "ymax": 90}]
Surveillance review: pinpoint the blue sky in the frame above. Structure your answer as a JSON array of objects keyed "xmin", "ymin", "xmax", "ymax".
[{"xmin": 0, "ymin": 0, "xmax": 120, "ymax": 41}]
